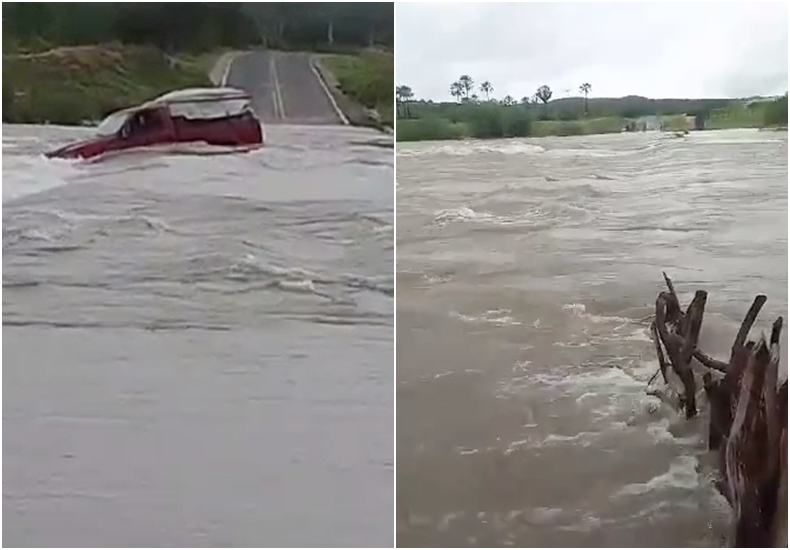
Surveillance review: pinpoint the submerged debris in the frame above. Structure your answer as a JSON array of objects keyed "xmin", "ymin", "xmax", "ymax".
[{"xmin": 649, "ymin": 272, "xmax": 787, "ymax": 547}]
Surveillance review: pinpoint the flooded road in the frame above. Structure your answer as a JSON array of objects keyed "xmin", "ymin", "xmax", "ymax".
[
  {"xmin": 396, "ymin": 130, "xmax": 787, "ymax": 547},
  {"xmin": 225, "ymin": 51, "xmax": 346, "ymax": 126},
  {"xmin": 3, "ymin": 124, "xmax": 393, "ymax": 547}
]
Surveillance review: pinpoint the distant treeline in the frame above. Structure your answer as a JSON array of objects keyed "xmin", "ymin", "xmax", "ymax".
[
  {"xmin": 397, "ymin": 80, "xmax": 788, "ymax": 141},
  {"xmin": 402, "ymin": 95, "xmax": 735, "ymax": 122},
  {"xmin": 2, "ymin": 2, "xmax": 393, "ymax": 53}
]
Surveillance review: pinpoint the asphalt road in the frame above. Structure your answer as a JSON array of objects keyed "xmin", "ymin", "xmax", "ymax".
[{"xmin": 225, "ymin": 50, "xmax": 345, "ymax": 126}]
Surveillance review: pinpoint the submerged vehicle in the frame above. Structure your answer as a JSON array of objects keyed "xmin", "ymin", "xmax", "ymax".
[{"xmin": 46, "ymin": 88, "xmax": 264, "ymax": 160}]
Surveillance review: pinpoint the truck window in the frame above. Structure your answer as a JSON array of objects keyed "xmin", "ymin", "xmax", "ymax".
[{"xmin": 125, "ymin": 110, "xmax": 163, "ymax": 137}]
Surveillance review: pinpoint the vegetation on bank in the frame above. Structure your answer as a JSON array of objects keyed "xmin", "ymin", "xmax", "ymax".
[
  {"xmin": 3, "ymin": 3, "xmax": 393, "ymax": 54},
  {"xmin": 763, "ymin": 93, "xmax": 788, "ymax": 128},
  {"xmin": 320, "ymin": 52, "xmax": 394, "ymax": 128},
  {"xmin": 2, "ymin": 2, "xmax": 393, "ymax": 126},
  {"xmin": 396, "ymin": 75, "xmax": 789, "ymax": 141},
  {"xmin": 3, "ymin": 45, "xmax": 211, "ymax": 125}
]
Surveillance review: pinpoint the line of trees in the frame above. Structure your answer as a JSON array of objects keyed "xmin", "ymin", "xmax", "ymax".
[
  {"xmin": 397, "ymin": 75, "xmax": 759, "ymax": 123},
  {"xmin": 397, "ymin": 76, "xmax": 597, "ymax": 123},
  {"xmin": 439, "ymin": 77, "xmax": 595, "ymax": 115},
  {"xmin": 2, "ymin": 3, "xmax": 394, "ymax": 53}
]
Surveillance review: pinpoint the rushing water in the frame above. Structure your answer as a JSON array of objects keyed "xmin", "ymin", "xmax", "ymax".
[
  {"xmin": 396, "ymin": 130, "xmax": 788, "ymax": 547},
  {"xmin": 3, "ymin": 124, "xmax": 394, "ymax": 547}
]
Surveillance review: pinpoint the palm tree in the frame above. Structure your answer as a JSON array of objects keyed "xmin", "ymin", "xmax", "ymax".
[
  {"xmin": 458, "ymin": 75, "xmax": 474, "ymax": 100},
  {"xmin": 396, "ymin": 85, "xmax": 413, "ymax": 118},
  {"xmin": 480, "ymin": 81, "xmax": 493, "ymax": 101},
  {"xmin": 579, "ymin": 82, "xmax": 592, "ymax": 116},
  {"xmin": 450, "ymin": 81, "xmax": 463, "ymax": 103}
]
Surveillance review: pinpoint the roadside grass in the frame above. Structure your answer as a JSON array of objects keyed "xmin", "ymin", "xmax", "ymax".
[
  {"xmin": 3, "ymin": 44, "xmax": 211, "ymax": 125},
  {"xmin": 396, "ymin": 118, "xmax": 470, "ymax": 141},
  {"xmin": 707, "ymin": 103, "xmax": 765, "ymax": 129},
  {"xmin": 321, "ymin": 52, "xmax": 393, "ymax": 127}
]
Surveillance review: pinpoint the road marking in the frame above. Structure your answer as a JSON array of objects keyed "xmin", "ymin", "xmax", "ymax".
[
  {"xmin": 220, "ymin": 52, "xmax": 242, "ymax": 87},
  {"xmin": 309, "ymin": 56, "xmax": 350, "ymax": 126},
  {"xmin": 270, "ymin": 54, "xmax": 286, "ymax": 119}
]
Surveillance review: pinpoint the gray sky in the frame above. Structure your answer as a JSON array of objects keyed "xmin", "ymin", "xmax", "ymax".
[{"xmin": 396, "ymin": 2, "xmax": 789, "ymax": 101}]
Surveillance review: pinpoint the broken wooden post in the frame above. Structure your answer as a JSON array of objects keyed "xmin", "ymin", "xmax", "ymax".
[
  {"xmin": 648, "ymin": 273, "xmax": 787, "ymax": 547},
  {"xmin": 652, "ymin": 272, "xmax": 706, "ymax": 418}
]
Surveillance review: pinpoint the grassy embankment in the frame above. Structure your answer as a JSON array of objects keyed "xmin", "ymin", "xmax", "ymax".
[
  {"xmin": 318, "ymin": 51, "xmax": 394, "ymax": 130},
  {"xmin": 397, "ymin": 96, "xmax": 788, "ymax": 142},
  {"xmin": 2, "ymin": 44, "xmax": 212, "ymax": 125},
  {"xmin": 2, "ymin": 43, "xmax": 395, "ymax": 134}
]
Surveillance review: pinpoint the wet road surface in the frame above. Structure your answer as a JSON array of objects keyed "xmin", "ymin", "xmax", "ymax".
[
  {"xmin": 3, "ymin": 115, "xmax": 392, "ymax": 546},
  {"xmin": 226, "ymin": 50, "xmax": 345, "ymax": 126},
  {"xmin": 396, "ymin": 130, "xmax": 787, "ymax": 547}
]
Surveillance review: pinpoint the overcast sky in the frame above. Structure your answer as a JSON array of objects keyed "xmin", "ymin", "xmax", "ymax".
[{"xmin": 396, "ymin": 2, "xmax": 788, "ymax": 101}]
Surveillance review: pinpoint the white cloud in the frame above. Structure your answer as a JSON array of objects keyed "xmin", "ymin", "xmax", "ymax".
[{"xmin": 396, "ymin": 2, "xmax": 789, "ymax": 100}]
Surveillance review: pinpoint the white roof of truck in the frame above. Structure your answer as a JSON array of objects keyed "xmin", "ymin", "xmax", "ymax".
[
  {"xmin": 149, "ymin": 87, "xmax": 252, "ymax": 105},
  {"xmin": 143, "ymin": 87, "xmax": 254, "ymax": 120}
]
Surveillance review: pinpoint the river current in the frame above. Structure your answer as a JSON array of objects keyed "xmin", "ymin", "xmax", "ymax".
[
  {"xmin": 3, "ymin": 124, "xmax": 394, "ymax": 547},
  {"xmin": 396, "ymin": 129, "xmax": 788, "ymax": 547}
]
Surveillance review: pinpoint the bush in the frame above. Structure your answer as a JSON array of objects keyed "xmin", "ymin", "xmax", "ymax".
[
  {"xmin": 466, "ymin": 103, "xmax": 505, "ymax": 138},
  {"xmin": 764, "ymin": 94, "xmax": 788, "ymax": 127},
  {"xmin": 396, "ymin": 117, "xmax": 467, "ymax": 141},
  {"xmin": 557, "ymin": 109, "xmax": 579, "ymax": 121},
  {"xmin": 502, "ymin": 107, "xmax": 531, "ymax": 137}
]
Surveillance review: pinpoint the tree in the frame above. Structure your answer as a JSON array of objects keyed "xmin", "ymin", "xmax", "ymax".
[
  {"xmin": 450, "ymin": 81, "xmax": 463, "ymax": 103},
  {"xmin": 536, "ymin": 85, "xmax": 553, "ymax": 105},
  {"xmin": 579, "ymin": 82, "xmax": 592, "ymax": 116},
  {"xmin": 458, "ymin": 75, "xmax": 474, "ymax": 100},
  {"xmin": 764, "ymin": 93, "xmax": 788, "ymax": 127},
  {"xmin": 396, "ymin": 85, "xmax": 413, "ymax": 118},
  {"xmin": 520, "ymin": 96, "xmax": 530, "ymax": 105},
  {"xmin": 480, "ymin": 81, "xmax": 493, "ymax": 101},
  {"xmin": 502, "ymin": 95, "xmax": 515, "ymax": 106}
]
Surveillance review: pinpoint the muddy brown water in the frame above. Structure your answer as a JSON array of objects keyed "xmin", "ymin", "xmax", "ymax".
[
  {"xmin": 3, "ymin": 124, "xmax": 393, "ymax": 547},
  {"xmin": 396, "ymin": 130, "xmax": 788, "ymax": 547}
]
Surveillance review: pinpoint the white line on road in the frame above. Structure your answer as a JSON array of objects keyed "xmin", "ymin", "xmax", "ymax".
[
  {"xmin": 220, "ymin": 52, "xmax": 242, "ymax": 87},
  {"xmin": 270, "ymin": 54, "xmax": 286, "ymax": 119},
  {"xmin": 309, "ymin": 56, "xmax": 350, "ymax": 126}
]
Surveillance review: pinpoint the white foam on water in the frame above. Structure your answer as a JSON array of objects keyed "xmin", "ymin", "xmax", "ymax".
[
  {"xmin": 432, "ymin": 205, "xmax": 553, "ymax": 228},
  {"xmin": 561, "ymin": 302, "xmax": 633, "ymax": 326},
  {"xmin": 513, "ymin": 359, "xmax": 532, "ymax": 372},
  {"xmin": 437, "ymin": 511, "xmax": 464, "ymax": 531},
  {"xmin": 398, "ymin": 140, "xmax": 546, "ymax": 158},
  {"xmin": 615, "ymin": 455, "xmax": 700, "ymax": 497},
  {"xmin": 523, "ymin": 507, "xmax": 564, "ymax": 524},
  {"xmin": 2, "ymin": 154, "xmax": 81, "ymax": 203},
  {"xmin": 434, "ymin": 206, "xmax": 495, "ymax": 225},
  {"xmin": 541, "ymin": 431, "xmax": 598, "ymax": 447},
  {"xmin": 277, "ymin": 279, "xmax": 317, "ymax": 293},
  {"xmin": 458, "ymin": 447, "xmax": 479, "ymax": 455},
  {"xmin": 562, "ymin": 302, "xmax": 586, "ymax": 314},
  {"xmin": 449, "ymin": 309, "xmax": 522, "ymax": 327}
]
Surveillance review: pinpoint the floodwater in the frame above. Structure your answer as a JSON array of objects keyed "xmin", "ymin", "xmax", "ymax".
[
  {"xmin": 3, "ymin": 124, "xmax": 393, "ymax": 547},
  {"xmin": 396, "ymin": 130, "xmax": 788, "ymax": 547}
]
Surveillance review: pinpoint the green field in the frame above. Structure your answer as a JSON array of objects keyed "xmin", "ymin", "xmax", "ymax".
[
  {"xmin": 2, "ymin": 44, "xmax": 212, "ymax": 125},
  {"xmin": 320, "ymin": 52, "xmax": 394, "ymax": 128}
]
